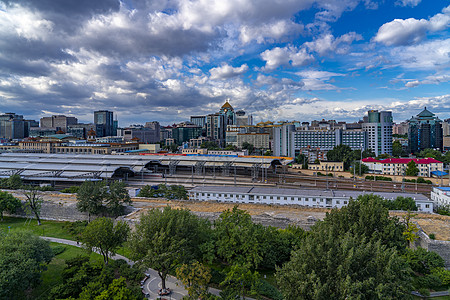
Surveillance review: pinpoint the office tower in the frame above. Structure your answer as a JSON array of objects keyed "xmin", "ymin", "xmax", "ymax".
[
  {"xmin": 40, "ymin": 115, "xmax": 78, "ymax": 132},
  {"xmin": 408, "ymin": 107, "xmax": 443, "ymax": 153},
  {"xmin": 0, "ymin": 113, "xmax": 26, "ymax": 139},
  {"xmin": 94, "ymin": 110, "xmax": 114, "ymax": 137}
]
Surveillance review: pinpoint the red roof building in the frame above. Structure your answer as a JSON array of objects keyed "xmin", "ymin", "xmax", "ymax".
[{"xmin": 362, "ymin": 157, "xmax": 443, "ymax": 177}]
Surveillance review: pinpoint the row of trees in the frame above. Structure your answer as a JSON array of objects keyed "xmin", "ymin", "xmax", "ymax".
[
  {"xmin": 83, "ymin": 206, "xmax": 303, "ymax": 299},
  {"xmin": 124, "ymin": 196, "xmax": 448, "ymax": 299},
  {"xmin": 138, "ymin": 184, "xmax": 188, "ymax": 200}
]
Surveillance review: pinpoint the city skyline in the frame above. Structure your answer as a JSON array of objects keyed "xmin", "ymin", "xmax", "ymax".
[{"xmin": 0, "ymin": 0, "xmax": 449, "ymax": 125}]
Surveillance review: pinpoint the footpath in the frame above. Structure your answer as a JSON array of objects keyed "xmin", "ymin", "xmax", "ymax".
[{"xmin": 41, "ymin": 236, "xmax": 188, "ymax": 300}]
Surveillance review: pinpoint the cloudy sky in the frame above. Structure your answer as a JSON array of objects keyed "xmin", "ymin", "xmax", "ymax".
[{"xmin": 0, "ymin": 0, "xmax": 449, "ymax": 126}]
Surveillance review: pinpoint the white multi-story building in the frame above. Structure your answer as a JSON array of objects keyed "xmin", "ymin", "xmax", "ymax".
[
  {"xmin": 431, "ymin": 187, "xmax": 450, "ymax": 207},
  {"xmin": 362, "ymin": 157, "xmax": 444, "ymax": 177},
  {"xmin": 362, "ymin": 110, "xmax": 393, "ymax": 156},
  {"xmin": 188, "ymin": 186, "xmax": 433, "ymax": 212}
]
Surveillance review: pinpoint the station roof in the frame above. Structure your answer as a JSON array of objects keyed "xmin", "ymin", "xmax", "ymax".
[{"xmin": 0, "ymin": 153, "xmax": 293, "ymax": 182}]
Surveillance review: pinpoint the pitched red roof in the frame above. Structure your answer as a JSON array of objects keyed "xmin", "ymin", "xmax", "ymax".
[{"xmin": 362, "ymin": 157, "xmax": 443, "ymax": 164}]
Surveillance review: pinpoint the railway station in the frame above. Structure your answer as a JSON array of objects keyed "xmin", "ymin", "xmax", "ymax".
[{"xmin": 0, "ymin": 153, "xmax": 294, "ymax": 185}]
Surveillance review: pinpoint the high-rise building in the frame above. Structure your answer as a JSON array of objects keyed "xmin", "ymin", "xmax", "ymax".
[
  {"xmin": 206, "ymin": 113, "xmax": 225, "ymax": 145},
  {"xmin": 219, "ymin": 101, "xmax": 235, "ymax": 127},
  {"xmin": 273, "ymin": 123, "xmax": 295, "ymax": 157},
  {"xmin": 0, "ymin": 113, "xmax": 26, "ymax": 140},
  {"xmin": 40, "ymin": 115, "xmax": 78, "ymax": 132},
  {"xmin": 408, "ymin": 107, "xmax": 443, "ymax": 153},
  {"xmin": 235, "ymin": 110, "xmax": 253, "ymax": 126},
  {"xmin": 172, "ymin": 125, "xmax": 202, "ymax": 145},
  {"xmin": 94, "ymin": 110, "xmax": 114, "ymax": 137},
  {"xmin": 362, "ymin": 110, "xmax": 393, "ymax": 156},
  {"xmin": 123, "ymin": 123, "xmax": 160, "ymax": 144},
  {"xmin": 190, "ymin": 116, "xmax": 206, "ymax": 128}
]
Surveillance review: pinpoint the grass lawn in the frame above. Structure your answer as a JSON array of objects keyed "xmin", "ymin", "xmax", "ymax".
[
  {"xmin": 31, "ymin": 242, "xmax": 103, "ymax": 300},
  {"xmin": 0, "ymin": 216, "xmax": 75, "ymax": 240}
]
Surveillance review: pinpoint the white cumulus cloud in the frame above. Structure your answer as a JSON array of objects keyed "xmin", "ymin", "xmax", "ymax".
[{"xmin": 374, "ymin": 6, "xmax": 450, "ymax": 46}]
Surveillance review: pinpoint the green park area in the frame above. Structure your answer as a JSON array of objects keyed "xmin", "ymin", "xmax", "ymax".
[{"xmin": 1, "ymin": 180, "xmax": 450, "ymax": 299}]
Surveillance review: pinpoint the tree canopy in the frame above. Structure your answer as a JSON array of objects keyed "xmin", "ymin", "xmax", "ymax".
[
  {"xmin": 214, "ymin": 206, "xmax": 263, "ymax": 269},
  {"xmin": 0, "ymin": 232, "xmax": 53, "ymax": 299},
  {"xmin": 77, "ymin": 181, "xmax": 105, "ymax": 221},
  {"xmin": 277, "ymin": 194, "xmax": 412, "ymax": 299},
  {"xmin": 23, "ymin": 188, "xmax": 44, "ymax": 225},
  {"xmin": 406, "ymin": 160, "xmax": 419, "ymax": 176},
  {"xmin": 105, "ymin": 181, "xmax": 132, "ymax": 217},
  {"xmin": 128, "ymin": 206, "xmax": 212, "ymax": 290},
  {"xmin": 81, "ymin": 217, "xmax": 130, "ymax": 264},
  {"xmin": 77, "ymin": 180, "xmax": 132, "ymax": 220},
  {"xmin": 0, "ymin": 191, "xmax": 21, "ymax": 221}
]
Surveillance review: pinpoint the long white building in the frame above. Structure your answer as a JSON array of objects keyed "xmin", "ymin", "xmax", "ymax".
[
  {"xmin": 188, "ymin": 186, "xmax": 433, "ymax": 212},
  {"xmin": 431, "ymin": 187, "xmax": 450, "ymax": 207}
]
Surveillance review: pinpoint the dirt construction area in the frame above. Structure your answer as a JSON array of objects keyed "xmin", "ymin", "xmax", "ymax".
[{"xmin": 9, "ymin": 190, "xmax": 450, "ymax": 240}]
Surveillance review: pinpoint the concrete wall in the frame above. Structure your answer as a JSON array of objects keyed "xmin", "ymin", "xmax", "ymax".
[
  {"xmin": 413, "ymin": 229, "xmax": 450, "ymax": 269},
  {"xmin": 7, "ymin": 200, "xmax": 136, "ymax": 223}
]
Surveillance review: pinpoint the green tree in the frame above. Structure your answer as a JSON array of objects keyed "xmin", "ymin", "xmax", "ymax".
[
  {"xmin": 23, "ymin": 188, "xmax": 43, "ymax": 225},
  {"xmin": 81, "ymin": 217, "xmax": 130, "ymax": 264},
  {"xmin": 105, "ymin": 181, "xmax": 132, "ymax": 217},
  {"xmin": 323, "ymin": 194, "xmax": 407, "ymax": 251},
  {"xmin": 402, "ymin": 211, "xmax": 419, "ymax": 245},
  {"xmin": 5, "ymin": 174, "xmax": 23, "ymax": 189},
  {"xmin": 176, "ymin": 261, "xmax": 212, "ymax": 299},
  {"xmin": 128, "ymin": 207, "xmax": 212, "ymax": 290},
  {"xmin": 295, "ymin": 153, "xmax": 308, "ymax": 169},
  {"xmin": 214, "ymin": 206, "xmax": 262, "ymax": 268},
  {"xmin": 0, "ymin": 191, "xmax": 21, "ymax": 221},
  {"xmin": 388, "ymin": 196, "xmax": 418, "ymax": 211},
  {"xmin": 264, "ymin": 149, "xmax": 273, "ymax": 156},
  {"xmin": 277, "ymin": 232, "xmax": 412, "ymax": 300},
  {"xmin": 393, "ymin": 140, "xmax": 406, "ymax": 157},
  {"xmin": 406, "ymin": 160, "xmax": 419, "ymax": 176},
  {"xmin": 326, "ymin": 145, "xmax": 355, "ymax": 169},
  {"xmin": 0, "ymin": 231, "xmax": 53, "ymax": 299},
  {"xmin": 200, "ymin": 141, "xmax": 220, "ymax": 150},
  {"xmin": 418, "ymin": 148, "xmax": 444, "ymax": 161},
  {"xmin": 94, "ymin": 277, "xmax": 140, "ymax": 300},
  {"xmin": 351, "ymin": 161, "xmax": 369, "ymax": 176},
  {"xmin": 220, "ymin": 264, "xmax": 260, "ymax": 299},
  {"xmin": 242, "ymin": 142, "xmax": 255, "ymax": 154},
  {"xmin": 362, "ymin": 149, "xmax": 376, "ymax": 158},
  {"xmin": 376, "ymin": 153, "xmax": 392, "ymax": 159},
  {"xmin": 77, "ymin": 181, "xmax": 106, "ymax": 222},
  {"xmin": 327, "ymin": 144, "xmax": 352, "ymax": 162},
  {"xmin": 224, "ymin": 144, "xmax": 237, "ymax": 151},
  {"xmin": 403, "ymin": 247, "xmax": 445, "ymax": 275}
]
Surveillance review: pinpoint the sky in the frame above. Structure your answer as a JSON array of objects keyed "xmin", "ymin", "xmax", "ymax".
[{"xmin": 0, "ymin": 0, "xmax": 449, "ymax": 126}]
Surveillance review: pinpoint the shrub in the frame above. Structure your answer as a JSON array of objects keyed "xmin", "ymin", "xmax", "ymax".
[
  {"xmin": 327, "ymin": 173, "xmax": 333, "ymax": 177},
  {"xmin": 258, "ymin": 280, "xmax": 283, "ymax": 300},
  {"xmin": 414, "ymin": 274, "xmax": 442, "ymax": 289},
  {"xmin": 418, "ymin": 288, "xmax": 430, "ymax": 297},
  {"xmin": 431, "ymin": 267, "xmax": 450, "ymax": 285},
  {"xmin": 429, "ymin": 233, "xmax": 436, "ymax": 240},
  {"xmin": 51, "ymin": 245, "xmax": 66, "ymax": 256},
  {"xmin": 436, "ymin": 205, "xmax": 450, "ymax": 216},
  {"xmin": 61, "ymin": 186, "xmax": 80, "ymax": 194},
  {"xmin": 317, "ymin": 172, "xmax": 325, "ymax": 176},
  {"xmin": 403, "ymin": 248, "xmax": 445, "ymax": 275}
]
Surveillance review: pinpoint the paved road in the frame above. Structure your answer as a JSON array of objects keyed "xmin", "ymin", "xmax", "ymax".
[{"xmin": 41, "ymin": 236, "xmax": 188, "ymax": 300}]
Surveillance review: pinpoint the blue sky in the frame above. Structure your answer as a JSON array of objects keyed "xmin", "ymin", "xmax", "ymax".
[{"xmin": 0, "ymin": 0, "xmax": 449, "ymax": 126}]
